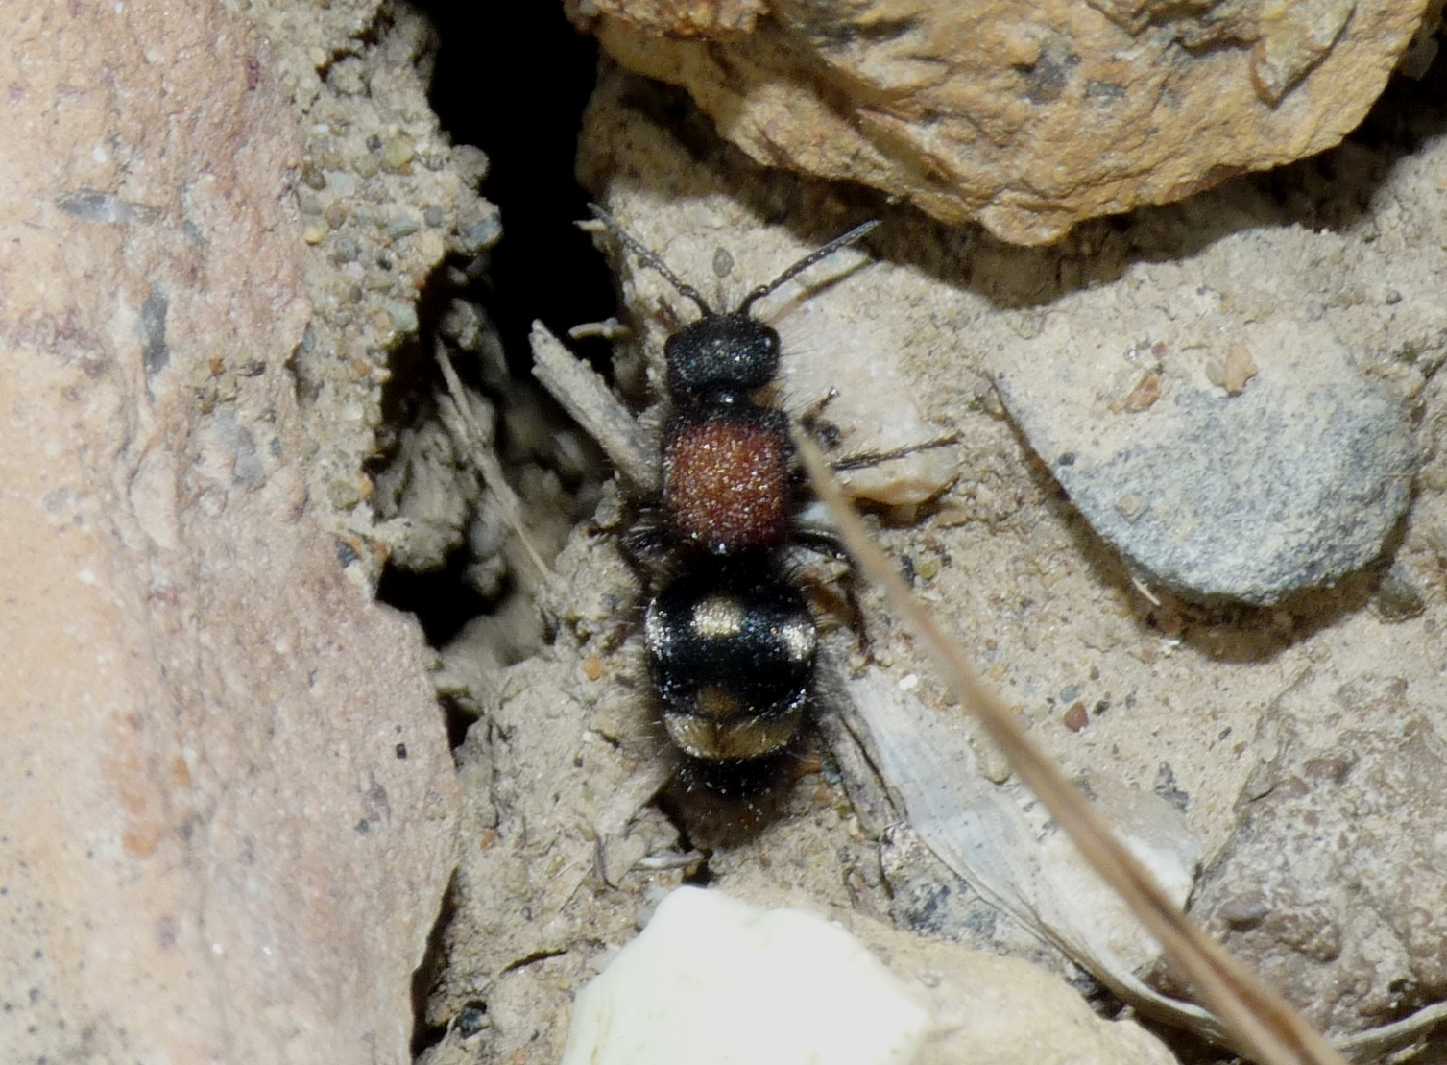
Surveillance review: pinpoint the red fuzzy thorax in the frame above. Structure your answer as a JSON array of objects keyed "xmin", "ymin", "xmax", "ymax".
[{"xmin": 662, "ymin": 408, "xmax": 792, "ymax": 554}]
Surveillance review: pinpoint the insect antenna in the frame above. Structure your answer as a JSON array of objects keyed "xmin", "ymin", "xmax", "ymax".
[
  {"xmin": 588, "ymin": 203, "xmax": 715, "ymax": 317},
  {"xmin": 735, "ymin": 219, "xmax": 881, "ymax": 315}
]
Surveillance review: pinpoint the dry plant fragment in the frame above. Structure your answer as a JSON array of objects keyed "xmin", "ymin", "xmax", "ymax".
[
  {"xmin": 1224, "ymin": 345, "xmax": 1260, "ymax": 395},
  {"xmin": 437, "ymin": 343, "xmax": 554, "ymax": 581},
  {"xmin": 530, "ymin": 320, "xmax": 658, "ymax": 492},
  {"xmin": 795, "ymin": 430, "xmax": 1350, "ymax": 1065},
  {"xmin": 1121, "ymin": 371, "xmax": 1165, "ymax": 412}
]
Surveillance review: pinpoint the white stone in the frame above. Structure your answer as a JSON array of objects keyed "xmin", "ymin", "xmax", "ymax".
[{"xmin": 560, "ymin": 887, "xmax": 930, "ymax": 1065}]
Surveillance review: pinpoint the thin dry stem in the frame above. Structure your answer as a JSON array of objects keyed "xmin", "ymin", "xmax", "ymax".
[
  {"xmin": 796, "ymin": 429, "xmax": 1348, "ymax": 1065},
  {"xmin": 437, "ymin": 344, "xmax": 553, "ymax": 582},
  {"xmin": 530, "ymin": 321, "xmax": 657, "ymax": 493}
]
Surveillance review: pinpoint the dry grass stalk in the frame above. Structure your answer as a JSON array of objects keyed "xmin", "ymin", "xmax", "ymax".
[{"xmin": 795, "ymin": 430, "xmax": 1347, "ymax": 1065}]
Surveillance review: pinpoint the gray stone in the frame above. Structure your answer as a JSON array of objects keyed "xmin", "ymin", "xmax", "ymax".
[
  {"xmin": 996, "ymin": 321, "xmax": 1414, "ymax": 605},
  {"xmin": 1166, "ymin": 674, "xmax": 1447, "ymax": 1040}
]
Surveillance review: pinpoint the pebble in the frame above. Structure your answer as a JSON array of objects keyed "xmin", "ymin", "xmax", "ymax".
[
  {"xmin": 995, "ymin": 319, "xmax": 1413, "ymax": 605},
  {"xmin": 330, "ymin": 235, "xmax": 360, "ymax": 263},
  {"xmin": 1193, "ymin": 678, "xmax": 1447, "ymax": 1036},
  {"xmin": 326, "ymin": 170, "xmax": 357, "ymax": 198},
  {"xmin": 560, "ymin": 888, "xmax": 929, "ymax": 1065},
  {"xmin": 381, "ymin": 133, "xmax": 415, "ymax": 172},
  {"xmin": 385, "ymin": 301, "xmax": 419, "ymax": 334},
  {"xmin": 457, "ymin": 211, "xmax": 503, "ymax": 254},
  {"xmin": 387, "ymin": 208, "xmax": 422, "ymax": 238},
  {"xmin": 300, "ymin": 161, "xmax": 326, "ymax": 190}
]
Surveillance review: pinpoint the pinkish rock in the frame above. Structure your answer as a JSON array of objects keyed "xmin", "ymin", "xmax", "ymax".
[{"xmin": 0, "ymin": 3, "xmax": 460, "ymax": 1062}]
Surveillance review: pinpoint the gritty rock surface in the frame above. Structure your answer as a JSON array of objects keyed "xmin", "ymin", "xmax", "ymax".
[
  {"xmin": 65, "ymin": 2, "xmax": 1440, "ymax": 1059},
  {"xmin": 538, "ymin": 62, "xmax": 1447, "ymax": 1057},
  {"xmin": 994, "ymin": 318, "xmax": 1415, "ymax": 604},
  {"xmin": 0, "ymin": 2, "xmax": 461, "ymax": 1062},
  {"xmin": 235, "ymin": 0, "xmax": 508, "ymax": 579},
  {"xmin": 839, "ymin": 903, "xmax": 1181, "ymax": 1065},
  {"xmin": 580, "ymin": 0, "xmax": 1433, "ymax": 244},
  {"xmin": 1178, "ymin": 673, "xmax": 1447, "ymax": 1041},
  {"xmin": 583, "ymin": 0, "xmax": 765, "ymax": 36}
]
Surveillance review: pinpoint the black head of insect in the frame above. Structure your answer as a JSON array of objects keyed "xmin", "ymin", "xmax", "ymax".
[
  {"xmin": 663, "ymin": 313, "xmax": 781, "ymax": 400},
  {"xmin": 588, "ymin": 205, "xmax": 880, "ymax": 403}
]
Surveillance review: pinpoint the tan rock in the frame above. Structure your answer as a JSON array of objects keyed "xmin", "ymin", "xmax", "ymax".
[
  {"xmin": 583, "ymin": 0, "xmax": 765, "ymax": 36},
  {"xmin": 581, "ymin": 0, "xmax": 1431, "ymax": 244},
  {"xmin": 0, "ymin": 2, "xmax": 460, "ymax": 1062}
]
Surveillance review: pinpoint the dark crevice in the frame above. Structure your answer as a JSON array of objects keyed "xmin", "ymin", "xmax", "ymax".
[
  {"xmin": 367, "ymin": 257, "xmax": 495, "ymax": 649},
  {"xmin": 369, "ymin": 258, "xmax": 459, "ymax": 437},
  {"xmin": 1350, "ymin": 49, "xmax": 1447, "ymax": 154},
  {"xmin": 411, "ymin": 0, "xmax": 616, "ymax": 375},
  {"xmin": 373, "ymin": 1, "xmax": 614, "ymax": 652},
  {"xmin": 375, "ymin": 547, "xmax": 502, "ymax": 648},
  {"xmin": 439, "ymin": 696, "xmax": 473, "ymax": 751},
  {"xmin": 498, "ymin": 948, "xmax": 569, "ymax": 977},
  {"xmin": 409, "ymin": 872, "xmax": 457, "ymax": 1056},
  {"xmin": 370, "ymin": 12, "xmax": 614, "ymax": 1054}
]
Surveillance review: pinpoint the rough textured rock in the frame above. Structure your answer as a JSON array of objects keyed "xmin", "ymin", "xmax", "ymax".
[
  {"xmin": 994, "ymin": 318, "xmax": 1415, "ymax": 605},
  {"xmin": 578, "ymin": 0, "xmax": 1433, "ymax": 244},
  {"xmin": 1174, "ymin": 673, "xmax": 1447, "ymax": 1041},
  {"xmin": 561, "ymin": 887, "xmax": 1180, "ymax": 1065},
  {"xmin": 561, "ymin": 61, "xmax": 1447, "ymax": 1057},
  {"xmin": 0, "ymin": 2, "xmax": 460, "ymax": 1062},
  {"xmin": 239, "ymin": 0, "xmax": 506, "ymax": 578},
  {"xmin": 584, "ymin": 0, "xmax": 765, "ymax": 36},
  {"xmin": 974, "ymin": 126, "xmax": 1447, "ymax": 609},
  {"xmin": 418, "ymin": 531, "xmax": 688, "ymax": 1064},
  {"xmin": 844, "ymin": 904, "xmax": 1181, "ymax": 1065}
]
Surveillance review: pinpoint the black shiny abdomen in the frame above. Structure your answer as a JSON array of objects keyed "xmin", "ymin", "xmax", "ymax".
[{"xmin": 645, "ymin": 564, "xmax": 817, "ymax": 762}]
